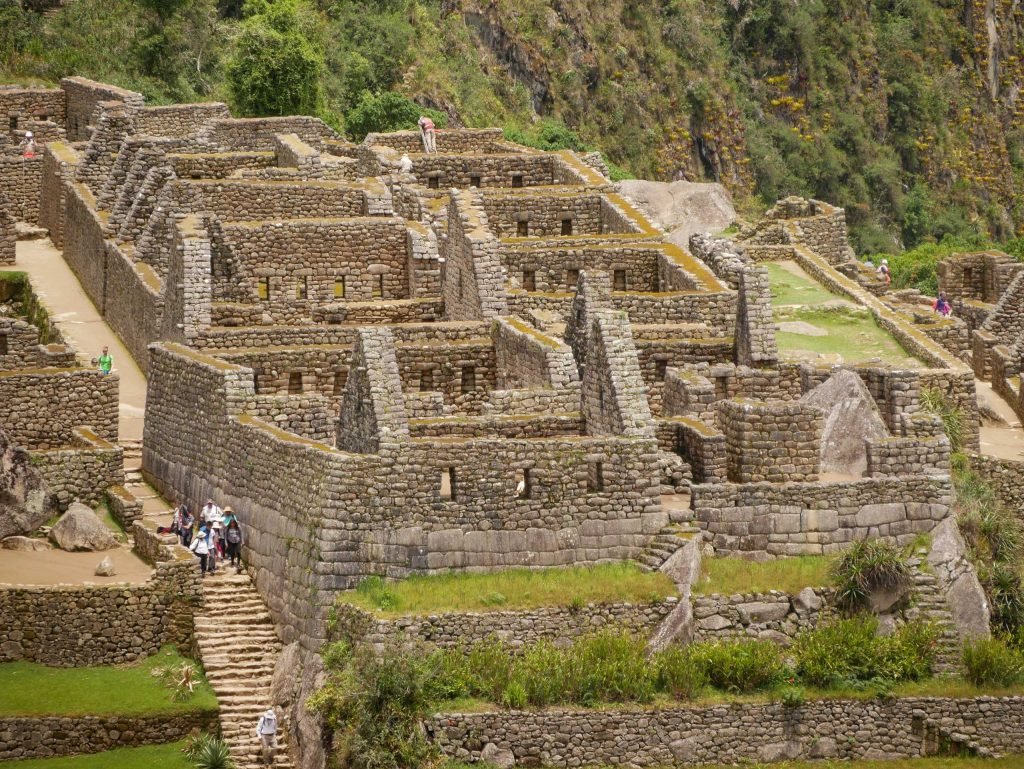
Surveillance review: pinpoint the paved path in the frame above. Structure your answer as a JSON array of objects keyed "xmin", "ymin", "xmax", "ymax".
[{"xmin": 14, "ymin": 238, "xmax": 146, "ymax": 444}]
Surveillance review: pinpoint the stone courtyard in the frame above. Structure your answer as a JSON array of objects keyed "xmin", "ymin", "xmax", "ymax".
[{"xmin": 1, "ymin": 78, "xmax": 1024, "ymax": 769}]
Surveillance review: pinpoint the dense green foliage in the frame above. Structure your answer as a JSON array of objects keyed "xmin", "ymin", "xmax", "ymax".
[
  {"xmin": 953, "ymin": 454, "xmax": 1024, "ymax": 637},
  {"xmin": 5, "ymin": 0, "xmax": 1024, "ymax": 246},
  {"xmin": 831, "ymin": 541, "xmax": 912, "ymax": 611},
  {"xmin": 962, "ymin": 637, "xmax": 1024, "ymax": 688}
]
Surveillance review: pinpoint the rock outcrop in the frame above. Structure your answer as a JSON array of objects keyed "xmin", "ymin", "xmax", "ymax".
[
  {"xmin": 49, "ymin": 502, "xmax": 118, "ymax": 552},
  {"xmin": 0, "ymin": 428, "xmax": 56, "ymax": 540},
  {"xmin": 616, "ymin": 179, "xmax": 735, "ymax": 249},
  {"xmin": 800, "ymin": 370, "xmax": 890, "ymax": 476}
]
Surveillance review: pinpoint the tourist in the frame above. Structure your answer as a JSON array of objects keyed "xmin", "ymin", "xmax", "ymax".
[
  {"xmin": 418, "ymin": 116, "xmax": 436, "ymax": 153},
  {"xmin": 398, "ymin": 153, "xmax": 414, "ymax": 173},
  {"xmin": 225, "ymin": 519, "xmax": 243, "ymax": 570},
  {"xmin": 190, "ymin": 526, "xmax": 211, "ymax": 575},
  {"xmin": 179, "ymin": 505, "xmax": 195, "ymax": 547},
  {"xmin": 201, "ymin": 498, "xmax": 222, "ymax": 522},
  {"xmin": 21, "ymin": 131, "xmax": 35, "ymax": 158},
  {"xmin": 211, "ymin": 518, "xmax": 225, "ymax": 559},
  {"xmin": 933, "ymin": 291, "xmax": 952, "ymax": 318},
  {"xmin": 255, "ymin": 707, "xmax": 278, "ymax": 766},
  {"xmin": 222, "ymin": 505, "xmax": 238, "ymax": 528},
  {"xmin": 93, "ymin": 346, "xmax": 113, "ymax": 375},
  {"xmin": 877, "ymin": 258, "xmax": 891, "ymax": 286}
]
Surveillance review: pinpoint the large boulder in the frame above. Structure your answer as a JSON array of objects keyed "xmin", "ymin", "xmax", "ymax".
[
  {"xmin": 49, "ymin": 502, "xmax": 118, "ymax": 552},
  {"xmin": 799, "ymin": 369, "xmax": 890, "ymax": 476},
  {"xmin": 616, "ymin": 179, "xmax": 735, "ymax": 249},
  {"xmin": 0, "ymin": 428, "xmax": 57, "ymax": 539},
  {"xmin": 928, "ymin": 517, "xmax": 991, "ymax": 641},
  {"xmin": 2, "ymin": 535, "xmax": 51, "ymax": 551}
]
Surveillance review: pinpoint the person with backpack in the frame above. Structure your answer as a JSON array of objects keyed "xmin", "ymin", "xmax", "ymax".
[
  {"xmin": 225, "ymin": 519, "xmax": 244, "ymax": 570},
  {"xmin": 255, "ymin": 707, "xmax": 278, "ymax": 765},
  {"xmin": 877, "ymin": 258, "xmax": 891, "ymax": 286},
  {"xmin": 190, "ymin": 526, "xmax": 211, "ymax": 575},
  {"xmin": 418, "ymin": 116, "xmax": 436, "ymax": 153},
  {"xmin": 179, "ymin": 506, "xmax": 195, "ymax": 547}
]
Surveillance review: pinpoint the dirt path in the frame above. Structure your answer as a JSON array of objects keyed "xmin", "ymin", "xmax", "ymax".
[
  {"xmin": 977, "ymin": 380, "xmax": 1024, "ymax": 461},
  {"xmin": 14, "ymin": 238, "xmax": 146, "ymax": 444},
  {"xmin": 0, "ymin": 547, "xmax": 153, "ymax": 586}
]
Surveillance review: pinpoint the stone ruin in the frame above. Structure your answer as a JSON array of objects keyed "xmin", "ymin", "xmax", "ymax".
[{"xmin": 0, "ymin": 77, "xmax": 1016, "ymax": 768}]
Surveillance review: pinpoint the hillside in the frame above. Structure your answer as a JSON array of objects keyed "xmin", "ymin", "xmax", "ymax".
[{"xmin": 3, "ymin": 0, "xmax": 1024, "ymax": 251}]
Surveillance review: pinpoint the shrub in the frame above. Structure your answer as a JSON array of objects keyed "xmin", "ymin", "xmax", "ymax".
[
  {"xmin": 568, "ymin": 631, "xmax": 655, "ymax": 705},
  {"xmin": 794, "ymin": 616, "xmax": 880, "ymax": 688},
  {"xmin": 355, "ymin": 575, "xmax": 399, "ymax": 611},
  {"xmin": 920, "ymin": 387, "xmax": 965, "ymax": 452},
  {"xmin": 655, "ymin": 646, "xmax": 709, "ymax": 700},
  {"xmin": 780, "ymin": 686, "xmax": 806, "ymax": 707},
  {"xmin": 344, "ymin": 90, "xmax": 446, "ymax": 141},
  {"xmin": 962, "ymin": 638, "xmax": 1024, "ymax": 687},
  {"xmin": 687, "ymin": 639, "xmax": 788, "ymax": 693},
  {"xmin": 192, "ymin": 736, "xmax": 234, "ymax": 769},
  {"xmin": 876, "ymin": 621, "xmax": 940, "ymax": 682},
  {"xmin": 831, "ymin": 540, "xmax": 911, "ymax": 610},
  {"xmin": 501, "ymin": 679, "xmax": 527, "ymax": 709},
  {"xmin": 515, "ymin": 639, "xmax": 569, "ymax": 707}
]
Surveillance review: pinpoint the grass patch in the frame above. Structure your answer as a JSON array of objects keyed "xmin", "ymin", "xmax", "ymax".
[
  {"xmin": 337, "ymin": 562, "xmax": 676, "ymax": 617},
  {"xmin": 0, "ymin": 647, "xmax": 217, "ymax": 717},
  {"xmin": 537, "ymin": 758, "xmax": 1024, "ymax": 769},
  {"xmin": 765, "ymin": 262, "xmax": 840, "ymax": 307},
  {"xmin": 3, "ymin": 741, "xmax": 193, "ymax": 769},
  {"xmin": 693, "ymin": 555, "xmax": 833, "ymax": 596}
]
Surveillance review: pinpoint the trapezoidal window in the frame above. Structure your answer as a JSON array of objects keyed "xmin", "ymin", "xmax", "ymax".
[
  {"xmin": 334, "ymin": 277, "xmax": 346, "ymax": 299},
  {"xmin": 0, "ymin": 334, "xmax": 7, "ymax": 355},
  {"xmin": 516, "ymin": 468, "xmax": 532, "ymax": 499},
  {"xmin": 333, "ymin": 369, "xmax": 347, "ymax": 396},
  {"xmin": 460, "ymin": 365, "xmax": 475, "ymax": 393},
  {"xmin": 516, "ymin": 219, "xmax": 529, "ymax": 237},
  {"xmin": 419, "ymin": 368, "xmax": 434, "ymax": 392},
  {"xmin": 457, "ymin": 271, "xmax": 464, "ymax": 299},
  {"xmin": 372, "ymin": 275, "xmax": 384, "ymax": 299},
  {"xmin": 522, "ymin": 269, "xmax": 536, "ymax": 291},
  {"xmin": 613, "ymin": 269, "xmax": 627, "ymax": 291},
  {"xmin": 295, "ymin": 277, "xmax": 308, "ymax": 300},
  {"xmin": 566, "ymin": 268, "xmax": 580, "ymax": 290},
  {"xmin": 440, "ymin": 467, "xmax": 456, "ymax": 500},
  {"xmin": 655, "ymin": 359, "xmax": 668, "ymax": 381},
  {"xmin": 427, "ymin": 176, "xmax": 440, "ymax": 189},
  {"xmin": 469, "ymin": 175, "xmax": 481, "ymax": 187},
  {"xmin": 560, "ymin": 218, "xmax": 574, "ymax": 236},
  {"xmin": 511, "ymin": 174, "xmax": 524, "ymax": 188},
  {"xmin": 8, "ymin": 116, "xmax": 16, "ymax": 131},
  {"xmin": 587, "ymin": 461, "xmax": 604, "ymax": 493},
  {"xmin": 288, "ymin": 371, "xmax": 303, "ymax": 394},
  {"xmin": 257, "ymin": 277, "xmax": 270, "ymax": 301},
  {"xmin": 963, "ymin": 267, "xmax": 973, "ymax": 286}
]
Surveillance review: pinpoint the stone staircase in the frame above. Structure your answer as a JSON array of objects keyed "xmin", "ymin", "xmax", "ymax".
[
  {"xmin": 196, "ymin": 573, "xmax": 295, "ymax": 768},
  {"xmin": 639, "ymin": 492, "xmax": 700, "ymax": 571},
  {"xmin": 908, "ymin": 566, "xmax": 961, "ymax": 675}
]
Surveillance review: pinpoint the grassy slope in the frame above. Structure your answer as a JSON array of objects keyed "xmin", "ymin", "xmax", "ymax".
[
  {"xmin": 765, "ymin": 261, "xmax": 921, "ymax": 367},
  {"xmin": 693, "ymin": 555, "xmax": 833, "ymax": 596},
  {"xmin": 4, "ymin": 742, "xmax": 193, "ymax": 769},
  {"xmin": 337, "ymin": 562, "xmax": 676, "ymax": 617},
  {"xmin": 0, "ymin": 647, "xmax": 217, "ymax": 717}
]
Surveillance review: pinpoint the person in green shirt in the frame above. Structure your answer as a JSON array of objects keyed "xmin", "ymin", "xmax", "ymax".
[{"xmin": 95, "ymin": 346, "xmax": 113, "ymax": 375}]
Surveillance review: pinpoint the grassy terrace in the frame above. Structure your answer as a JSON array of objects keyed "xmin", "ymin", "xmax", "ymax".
[
  {"xmin": 5, "ymin": 742, "xmax": 193, "ymax": 769},
  {"xmin": 0, "ymin": 647, "xmax": 217, "ymax": 717},
  {"xmin": 764, "ymin": 261, "xmax": 921, "ymax": 368},
  {"xmin": 693, "ymin": 555, "xmax": 834, "ymax": 596},
  {"xmin": 336, "ymin": 562, "xmax": 677, "ymax": 617}
]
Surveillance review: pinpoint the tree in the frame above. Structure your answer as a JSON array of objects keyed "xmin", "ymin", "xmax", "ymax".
[
  {"xmin": 227, "ymin": 0, "xmax": 324, "ymax": 117},
  {"xmin": 343, "ymin": 90, "xmax": 445, "ymax": 141}
]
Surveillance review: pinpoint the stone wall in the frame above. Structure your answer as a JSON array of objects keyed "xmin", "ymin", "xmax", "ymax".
[
  {"xmin": 0, "ymin": 368, "xmax": 118, "ymax": 448},
  {"xmin": 133, "ymin": 103, "xmax": 230, "ymax": 137},
  {"xmin": 38, "ymin": 142, "xmax": 77, "ymax": 247},
  {"xmin": 331, "ymin": 599, "xmax": 677, "ymax": 650},
  {"xmin": 692, "ymin": 587, "xmax": 829, "ymax": 642},
  {"xmin": 364, "ymin": 128, "xmax": 507, "ymax": 155},
  {"xmin": 431, "ymin": 696, "xmax": 1024, "ymax": 766},
  {"xmin": 734, "ymin": 265, "xmax": 777, "ymax": 366},
  {"xmin": 693, "ymin": 476, "xmax": 951, "ymax": 557},
  {"xmin": 969, "ymin": 452, "xmax": 1024, "ymax": 518},
  {"xmin": 0, "ymin": 154, "xmax": 43, "ymax": 223},
  {"xmin": 0, "ymin": 521, "xmax": 200, "ymax": 665},
  {"xmin": 30, "ymin": 427, "xmax": 124, "ymax": 511},
  {"xmin": 60, "ymin": 76, "xmax": 143, "ymax": 141},
  {"xmin": 0, "ymin": 712, "xmax": 218, "ymax": 762},
  {"xmin": 0, "ymin": 87, "xmax": 66, "ymax": 129},
  {"xmin": 198, "ymin": 116, "xmax": 340, "ymax": 151},
  {"xmin": 410, "ymin": 153, "xmax": 555, "ymax": 188},
  {"xmin": 718, "ymin": 399, "xmax": 822, "ymax": 483},
  {"xmin": 867, "ymin": 435, "xmax": 950, "ymax": 478}
]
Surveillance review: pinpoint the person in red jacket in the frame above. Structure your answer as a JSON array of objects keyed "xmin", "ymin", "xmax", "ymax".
[{"xmin": 418, "ymin": 115, "xmax": 436, "ymax": 153}]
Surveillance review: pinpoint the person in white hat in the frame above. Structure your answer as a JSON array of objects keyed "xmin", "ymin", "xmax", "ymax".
[
  {"xmin": 876, "ymin": 257, "xmax": 891, "ymax": 286},
  {"xmin": 255, "ymin": 707, "xmax": 278, "ymax": 765},
  {"xmin": 21, "ymin": 131, "xmax": 35, "ymax": 158}
]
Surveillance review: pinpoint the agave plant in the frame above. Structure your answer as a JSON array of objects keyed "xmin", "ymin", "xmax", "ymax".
[{"xmin": 183, "ymin": 734, "xmax": 234, "ymax": 769}]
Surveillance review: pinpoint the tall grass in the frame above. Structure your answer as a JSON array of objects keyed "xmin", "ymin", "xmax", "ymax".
[
  {"xmin": 339, "ymin": 563, "xmax": 675, "ymax": 616},
  {"xmin": 694, "ymin": 555, "xmax": 834, "ymax": 596}
]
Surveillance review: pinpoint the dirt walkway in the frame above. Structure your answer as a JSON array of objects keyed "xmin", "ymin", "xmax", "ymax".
[
  {"xmin": 0, "ymin": 546, "xmax": 153, "ymax": 586},
  {"xmin": 14, "ymin": 238, "xmax": 146, "ymax": 444}
]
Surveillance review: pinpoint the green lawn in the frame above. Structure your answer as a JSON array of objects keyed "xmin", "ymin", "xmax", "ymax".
[
  {"xmin": 764, "ymin": 261, "xmax": 921, "ymax": 368},
  {"xmin": 337, "ymin": 562, "xmax": 677, "ymax": 617},
  {"xmin": 4, "ymin": 741, "xmax": 193, "ymax": 769},
  {"xmin": 693, "ymin": 555, "xmax": 834, "ymax": 596},
  {"xmin": 0, "ymin": 647, "xmax": 217, "ymax": 717}
]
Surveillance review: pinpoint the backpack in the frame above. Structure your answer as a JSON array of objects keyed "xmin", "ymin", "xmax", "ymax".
[
  {"xmin": 259, "ymin": 712, "xmax": 277, "ymax": 734},
  {"xmin": 191, "ymin": 538, "xmax": 209, "ymax": 555}
]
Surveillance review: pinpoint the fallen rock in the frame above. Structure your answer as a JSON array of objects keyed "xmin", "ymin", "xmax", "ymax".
[
  {"xmin": 616, "ymin": 179, "xmax": 735, "ymax": 249},
  {"xmin": 0, "ymin": 427, "xmax": 57, "ymax": 540},
  {"xmin": 792, "ymin": 587, "xmax": 823, "ymax": 614},
  {"xmin": 95, "ymin": 556, "xmax": 116, "ymax": 576},
  {"xmin": 49, "ymin": 502, "xmax": 118, "ymax": 552},
  {"xmin": 1, "ymin": 535, "xmax": 51, "ymax": 551},
  {"xmin": 800, "ymin": 369, "xmax": 890, "ymax": 476},
  {"xmin": 737, "ymin": 601, "xmax": 790, "ymax": 624},
  {"xmin": 481, "ymin": 742, "xmax": 516, "ymax": 769},
  {"xmin": 928, "ymin": 517, "xmax": 991, "ymax": 641},
  {"xmin": 777, "ymin": 320, "xmax": 828, "ymax": 337}
]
